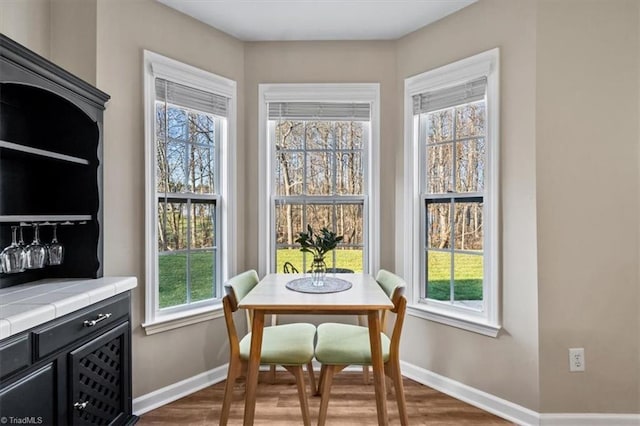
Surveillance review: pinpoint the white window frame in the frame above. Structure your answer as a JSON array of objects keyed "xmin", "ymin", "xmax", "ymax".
[
  {"xmin": 403, "ymin": 49, "xmax": 501, "ymax": 337},
  {"xmin": 258, "ymin": 83, "xmax": 380, "ymax": 276},
  {"xmin": 142, "ymin": 50, "xmax": 237, "ymax": 334}
]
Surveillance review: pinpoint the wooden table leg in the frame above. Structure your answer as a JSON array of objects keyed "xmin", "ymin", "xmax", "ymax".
[
  {"xmin": 243, "ymin": 310, "xmax": 265, "ymax": 426},
  {"xmin": 368, "ymin": 310, "xmax": 388, "ymax": 426}
]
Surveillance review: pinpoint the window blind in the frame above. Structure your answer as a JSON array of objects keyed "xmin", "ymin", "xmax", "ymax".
[
  {"xmin": 155, "ymin": 78, "xmax": 228, "ymax": 117},
  {"xmin": 413, "ymin": 76, "xmax": 487, "ymax": 115},
  {"xmin": 268, "ymin": 102, "xmax": 370, "ymax": 121}
]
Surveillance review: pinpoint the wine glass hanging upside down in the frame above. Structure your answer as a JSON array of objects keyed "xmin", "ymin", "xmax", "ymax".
[{"xmin": 0, "ymin": 223, "xmax": 64, "ymax": 274}]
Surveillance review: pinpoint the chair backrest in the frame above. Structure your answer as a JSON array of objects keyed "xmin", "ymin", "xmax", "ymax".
[
  {"xmin": 376, "ymin": 269, "xmax": 404, "ymax": 300},
  {"xmin": 223, "ymin": 270, "xmax": 260, "ymax": 360},
  {"xmin": 224, "ymin": 269, "xmax": 260, "ymax": 312},
  {"xmin": 375, "ymin": 269, "xmax": 407, "ymax": 362},
  {"xmin": 376, "ymin": 269, "xmax": 406, "ymax": 321},
  {"xmin": 283, "ymin": 261, "xmax": 299, "ymax": 273}
]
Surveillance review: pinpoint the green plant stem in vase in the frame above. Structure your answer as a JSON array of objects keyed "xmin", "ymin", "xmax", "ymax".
[
  {"xmin": 295, "ymin": 225, "xmax": 343, "ymax": 287},
  {"xmin": 310, "ymin": 257, "xmax": 327, "ymax": 287}
]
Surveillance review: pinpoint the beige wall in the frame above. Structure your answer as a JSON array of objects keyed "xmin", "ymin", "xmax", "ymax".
[
  {"xmin": 0, "ymin": 0, "xmax": 51, "ymax": 58},
  {"xmin": 50, "ymin": 0, "xmax": 97, "ymax": 84},
  {"xmin": 0, "ymin": 0, "xmax": 96, "ymax": 84},
  {"xmin": 397, "ymin": 0, "xmax": 541, "ymax": 410},
  {"xmin": 536, "ymin": 0, "xmax": 640, "ymax": 413},
  {"xmin": 243, "ymin": 41, "xmax": 398, "ymax": 272},
  {"xmin": 94, "ymin": 0, "xmax": 245, "ymax": 397}
]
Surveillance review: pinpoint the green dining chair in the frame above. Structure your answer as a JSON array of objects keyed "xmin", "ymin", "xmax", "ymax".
[
  {"xmin": 314, "ymin": 269, "xmax": 409, "ymax": 426},
  {"xmin": 220, "ymin": 270, "xmax": 317, "ymax": 426}
]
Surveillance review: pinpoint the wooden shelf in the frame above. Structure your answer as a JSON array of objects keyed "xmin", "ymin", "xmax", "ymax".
[{"xmin": 0, "ymin": 140, "xmax": 89, "ymax": 165}]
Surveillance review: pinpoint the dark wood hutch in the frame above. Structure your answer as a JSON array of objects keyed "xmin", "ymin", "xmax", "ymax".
[{"xmin": 0, "ymin": 35, "xmax": 136, "ymax": 425}]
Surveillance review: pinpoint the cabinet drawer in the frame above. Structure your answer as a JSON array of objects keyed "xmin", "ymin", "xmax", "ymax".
[
  {"xmin": 34, "ymin": 294, "xmax": 129, "ymax": 359},
  {"xmin": 0, "ymin": 334, "xmax": 30, "ymax": 379}
]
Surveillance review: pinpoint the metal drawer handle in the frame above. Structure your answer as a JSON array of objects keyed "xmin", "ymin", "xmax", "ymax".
[
  {"xmin": 73, "ymin": 401, "xmax": 89, "ymax": 411},
  {"xmin": 83, "ymin": 313, "xmax": 112, "ymax": 327}
]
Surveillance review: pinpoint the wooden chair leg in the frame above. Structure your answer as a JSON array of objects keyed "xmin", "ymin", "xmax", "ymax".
[
  {"xmin": 284, "ymin": 365, "xmax": 311, "ymax": 426},
  {"xmin": 357, "ymin": 315, "xmax": 370, "ymax": 385},
  {"xmin": 238, "ymin": 361, "xmax": 248, "ymax": 394},
  {"xmin": 315, "ymin": 364, "xmax": 327, "ymax": 396},
  {"xmin": 389, "ymin": 361, "xmax": 408, "ymax": 426},
  {"xmin": 220, "ymin": 359, "xmax": 241, "ymax": 426},
  {"xmin": 317, "ymin": 365, "xmax": 336, "ymax": 426},
  {"xmin": 386, "ymin": 375, "xmax": 393, "ymax": 396},
  {"xmin": 362, "ymin": 365, "xmax": 370, "ymax": 384},
  {"xmin": 306, "ymin": 361, "xmax": 317, "ymax": 395}
]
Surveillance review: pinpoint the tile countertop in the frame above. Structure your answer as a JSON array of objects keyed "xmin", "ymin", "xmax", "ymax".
[{"xmin": 0, "ymin": 276, "xmax": 137, "ymax": 340}]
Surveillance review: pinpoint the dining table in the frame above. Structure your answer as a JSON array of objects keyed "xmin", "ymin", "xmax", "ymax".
[{"xmin": 237, "ymin": 272, "xmax": 395, "ymax": 426}]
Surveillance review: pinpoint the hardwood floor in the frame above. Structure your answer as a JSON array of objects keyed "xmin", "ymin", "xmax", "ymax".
[{"xmin": 138, "ymin": 372, "xmax": 513, "ymax": 425}]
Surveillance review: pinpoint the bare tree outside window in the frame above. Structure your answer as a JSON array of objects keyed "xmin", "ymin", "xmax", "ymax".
[
  {"xmin": 273, "ymin": 119, "xmax": 366, "ymax": 273},
  {"xmin": 423, "ymin": 100, "xmax": 485, "ymax": 307},
  {"xmin": 156, "ymin": 101, "xmax": 219, "ymax": 308}
]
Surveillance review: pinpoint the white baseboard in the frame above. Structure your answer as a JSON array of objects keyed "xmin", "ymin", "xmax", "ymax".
[
  {"xmin": 400, "ymin": 361, "xmax": 640, "ymax": 426},
  {"xmin": 132, "ymin": 364, "xmax": 228, "ymax": 416},
  {"xmin": 539, "ymin": 414, "xmax": 640, "ymax": 426},
  {"xmin": 400, "ymin": 360, "xmax": 540, "ymax": 426},
  {"xmin": 132, "ymin": 360, "xmax": 639, "ymax": 426}
]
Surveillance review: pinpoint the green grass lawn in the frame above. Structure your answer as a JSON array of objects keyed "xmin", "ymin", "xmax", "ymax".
[
  {"xmin": 276, "ymin": 248, "xmax": 483, "ymax": 301},
  {"xmin": 426, "ymin": 251, "xmax": 483, "ymax": 301},
  {"xmin": 158, "ymin": 248, "xmax": 483, "ymax": 308},
  {"xmin": 158, "ymin": 250, "xmax": 215, "ymax": 308},
  {"xmin": 275, "ymin": 248, "xmax": 363, "ymax": 273}
]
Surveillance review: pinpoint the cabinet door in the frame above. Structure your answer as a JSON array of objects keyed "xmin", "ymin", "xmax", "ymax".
[
  {"xmin": 68, "ymin": 322, "xmax": 130, "ymax": 426},
  {"xmin": 0, "ymin": 334, "xmax": 30, "ymax": 380},
  {"xmin": 0, "ymin": 363, "xmax": 56, "ymax": 425}
]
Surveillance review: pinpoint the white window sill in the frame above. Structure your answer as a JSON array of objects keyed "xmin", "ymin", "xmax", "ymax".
[
  {"xmin": 407, "ymin": 303, "xmax": 501, "ymax": 338},
  {"xmin": 142, "ymin": 303, "xmax": 224, "ymax": 335}
]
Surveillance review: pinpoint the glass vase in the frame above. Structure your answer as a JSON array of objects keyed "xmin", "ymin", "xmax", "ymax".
[{"xmin": 311, "ymin": 257, "xmax": 326, "ymax": 287}]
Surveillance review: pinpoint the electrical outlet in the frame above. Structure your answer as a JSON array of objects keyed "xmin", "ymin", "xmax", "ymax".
[{"xmin": 569, "ymin": 348, "xmax": 585, "ymax": 372}]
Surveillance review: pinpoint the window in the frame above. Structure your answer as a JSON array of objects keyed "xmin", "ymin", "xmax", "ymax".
[
  {"xmin": 258, "ymin": 84, "xmax": 380, "ymax": 275},
  {"xmin": 143, "ymin": 51, "xmax": 236, "ymax": 333},
  {"xmin": 404, "ymin": 49, "xmax": 500, "ymax": 337}
]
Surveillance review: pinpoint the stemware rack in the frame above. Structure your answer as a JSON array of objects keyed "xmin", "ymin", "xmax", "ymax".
[{"xmin": 0, "ymin": 215, "xmax": 92, "ymax": 224}]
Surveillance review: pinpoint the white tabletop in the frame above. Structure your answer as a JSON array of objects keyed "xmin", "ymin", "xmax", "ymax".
[{"xmin": 238, "ymin": 273, "xmax": 393, "ymax": 312}]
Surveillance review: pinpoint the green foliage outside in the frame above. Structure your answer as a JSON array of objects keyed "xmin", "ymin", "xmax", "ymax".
[{"xmin": 158, "ymin": 248, "xmax": 484, "ymax": 309}]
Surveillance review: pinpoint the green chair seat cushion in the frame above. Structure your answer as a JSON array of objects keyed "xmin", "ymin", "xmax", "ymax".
[
  {"xmin": 315, "ymin": 323, "xmax": 390, "ymax": 365},
  {"xmin": 239, "ymin": 323, "xmax": 316, "ymax": 365}
]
